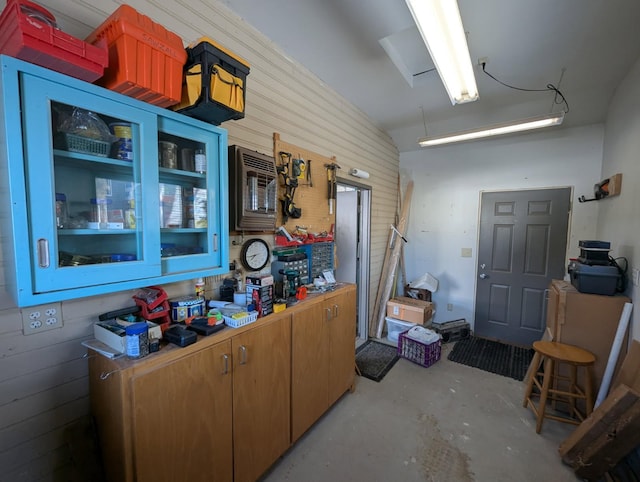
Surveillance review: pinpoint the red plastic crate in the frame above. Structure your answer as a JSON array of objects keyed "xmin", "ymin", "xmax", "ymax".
[
  {"xmin": 0, "ymin": 0, "xmax": 108, "ymax": 82},
  {"xmin": 85, "ymin": 4, "xmax": 187, "ymax": 108}
]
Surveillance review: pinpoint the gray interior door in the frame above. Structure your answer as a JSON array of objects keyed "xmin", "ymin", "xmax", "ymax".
[{"xmin": 474, "ymin": 188, "xmax": 571, "ymax": 346}]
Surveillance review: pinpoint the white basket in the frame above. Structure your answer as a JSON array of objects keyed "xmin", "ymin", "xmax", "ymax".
[{"xmin": 223, "ymin": 311, "xmax": 259, "ymax": 328}]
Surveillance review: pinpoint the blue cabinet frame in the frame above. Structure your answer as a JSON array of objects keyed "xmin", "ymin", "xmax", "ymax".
[{"xmin": 0, "ymin": 55, "xmax": 228, "ymax": 307}]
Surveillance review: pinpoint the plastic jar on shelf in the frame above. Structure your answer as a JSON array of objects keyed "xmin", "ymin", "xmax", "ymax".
[
  {"xmin": 55, "ymin": 193, "xmax": 68, "ymax": 228},
  {"xmin": 90, "ymin": 198, "xmax": 111, "ymax": 229},
  {"xmin": 125, "ymin": 322, "xmax": 149, "ymax": 359}
]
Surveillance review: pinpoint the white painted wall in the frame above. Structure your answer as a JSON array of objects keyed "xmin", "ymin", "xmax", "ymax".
[
  {"xmin": 598, "ymin": 55, "xmax": 640, "ymax": 340},
  {"xmin": 400, "ymin": 124, "xmax": 605, "ymax": 326}
]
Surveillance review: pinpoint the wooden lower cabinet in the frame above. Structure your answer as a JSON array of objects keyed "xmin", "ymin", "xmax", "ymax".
[
  {"xmin": 89, "ymin": 285, "xmax": 355, "ymax": 482},
  {"xmin": 327, "ymin": 288, "xmax": 357, "ymax": 405},
  {"xmin": 131, "ymin": 340, "xmax": 233, "ymax": 482},
  {"xmin": 291, "ymin": 285, "xmax": 356, "ymax": 442},
  {"xmin": 232, "ymin": 315, "xmax": 291, "ymax": 482},
  {"xmin": 90, "ymin": 316, "xmax": 290, "ymax": 482}
]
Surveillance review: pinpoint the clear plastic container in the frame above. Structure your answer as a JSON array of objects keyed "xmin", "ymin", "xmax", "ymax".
[
  {"xmin": 55, "ymin": 192, "xmax": 68, "ymax": 228},
  {"xmin": 90, "ymin": 198, "xmax": 111, "ymax": 229},
  {"xmin": 125, "ymin": 321, "xmax": 149, "ymax": 359},
  {"xmin": 195, "ymin": 148, "xmax": 206, "ymax": 173}
]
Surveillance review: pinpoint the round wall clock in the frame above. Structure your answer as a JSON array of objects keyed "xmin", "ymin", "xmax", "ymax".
[{"xmin": 240, "ymin": 238, "xmax": 270, "ymax": 271}]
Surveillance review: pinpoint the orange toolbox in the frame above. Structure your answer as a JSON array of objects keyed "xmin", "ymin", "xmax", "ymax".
[
  {"xmin": 0, "ymin": 0, "xmax": 108, "ymax": 82},
  {"xmin": 85, "ymin": 4, "xmax": 187, "ymax": 108}
]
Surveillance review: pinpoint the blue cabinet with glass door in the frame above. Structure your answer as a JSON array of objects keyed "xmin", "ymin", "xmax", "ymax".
[{"xmin": 0, "ymin": 55, "xmax": 228, "ymax": 307}]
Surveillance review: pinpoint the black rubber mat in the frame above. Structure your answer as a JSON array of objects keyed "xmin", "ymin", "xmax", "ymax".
[
  {"xmin": 355, "ymin": 340, "xmax": 400, "ymax": 382},
  {"xmin": 447, "ymin": 336, "xmax": 534, "ymax": 381}
]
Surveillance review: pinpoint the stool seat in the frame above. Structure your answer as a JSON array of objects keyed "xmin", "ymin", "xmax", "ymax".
[
  {"xmin": 532, "ymin": 341, "xmax": 596, "ymax": 366},
  {"xmin": 523, "ymin": 341, "xmax": 595, "ymax": 433}
]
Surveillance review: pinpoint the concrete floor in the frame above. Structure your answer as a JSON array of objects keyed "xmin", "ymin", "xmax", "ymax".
[{"xmin": 263, "ymin": 342, "xmax": 581, "ymax": 482}]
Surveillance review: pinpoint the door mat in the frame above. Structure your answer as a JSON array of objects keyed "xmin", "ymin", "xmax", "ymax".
[
  {"xmin": 355, "ymin": 340, "xmax": 400, "ymax": 382},
  {"xmin": 447, "ymin": 336, "xmax": 534, "ymax": 381}
]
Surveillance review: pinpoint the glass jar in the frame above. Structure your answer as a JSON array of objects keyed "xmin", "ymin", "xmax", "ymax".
[
  {"xmin": 90, "ymin": 198, "xmax": 111, "ymax": 229},
  {"xmin": 159, "ymin": 141, "xmax": 178, "ymax": 169},
  {"xmin": 55, "ymin": 193, "xmax": 68, "ymax": 229},
  {"xmin": 195, "ymin": 148, "xmax": 206, "ymax": 174},
  {"xmin": 180, "ymin": 147, "xmax": 194, "ymax": 171}
]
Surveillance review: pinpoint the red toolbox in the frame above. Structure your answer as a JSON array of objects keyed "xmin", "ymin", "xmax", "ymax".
[
  {"xmin": 0, "ymin": 0, "xmax": 108, "ymax": 82},
  {"xmin": 85, "ymin": 4, "xmax": 187, "ymax": 108}
]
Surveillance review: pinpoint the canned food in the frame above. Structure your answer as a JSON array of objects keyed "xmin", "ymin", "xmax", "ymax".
[{"xmin": 110, "ymin": 122, "xmax": 133, "ymax": 161}]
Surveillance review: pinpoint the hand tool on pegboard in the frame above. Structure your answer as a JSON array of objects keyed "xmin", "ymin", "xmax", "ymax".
[
  {"xmin": 324, "ymin": 162, "xmax": 341, "ymax": 214},
  {"xmin": 278, "ymin": 151, "xmax": 302, "ymax": 222}
]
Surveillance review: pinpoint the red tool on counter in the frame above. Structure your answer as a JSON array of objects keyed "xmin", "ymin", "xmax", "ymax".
[{"xmin": 295, "ymin": 286, "xmax": 307, "ymax": 300}]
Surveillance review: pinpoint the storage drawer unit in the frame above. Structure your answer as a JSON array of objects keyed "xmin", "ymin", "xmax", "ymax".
[{"xmin": 300, "ymin": 242, "xmax": 334, "ymax": 280}]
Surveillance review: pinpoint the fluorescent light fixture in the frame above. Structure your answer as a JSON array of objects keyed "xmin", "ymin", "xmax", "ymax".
[
  {"xmin": 418, "ymin": 112, "xmax": 566, "ymax": 147},
  {"xmin": 405, "ymin": 0, "xmax": 478, "ymax": 104}
]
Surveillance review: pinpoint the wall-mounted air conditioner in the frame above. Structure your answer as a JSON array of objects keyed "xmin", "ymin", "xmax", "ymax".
[{"xmin": 228, "ymin": 145, "xmax": 278, "ymax": 231}]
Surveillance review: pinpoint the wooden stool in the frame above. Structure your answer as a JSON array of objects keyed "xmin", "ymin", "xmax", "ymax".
[{"xmin": 523, "ymin": 341, "xmax": 596, "ymax": 433}]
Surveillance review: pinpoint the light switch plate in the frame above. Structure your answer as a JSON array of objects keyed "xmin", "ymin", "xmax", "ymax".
[{"xmin": 461, "ymin": 248, "xmax": 472, "ymax": 257}]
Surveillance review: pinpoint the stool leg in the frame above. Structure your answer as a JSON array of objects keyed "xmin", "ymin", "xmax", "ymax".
[
  {"xmin": 569, "ymin": 363, "xmax": 578, "ymax": 417},
  {"xmin": 584, "ymin": 365, "xmax": 594, "ymax": 416},
  {"xmin": 523, "ymin": 351, "xmax": 541, "ymax": 408},
  {"xmin": 536, "ymin": 357, "xmax": 554, "ymax": 434}
]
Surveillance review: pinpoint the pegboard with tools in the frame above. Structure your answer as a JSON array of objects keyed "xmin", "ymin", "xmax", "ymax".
[{"xmin": 273, "ymin": 133, "xmax": 339, "ymax": 233}]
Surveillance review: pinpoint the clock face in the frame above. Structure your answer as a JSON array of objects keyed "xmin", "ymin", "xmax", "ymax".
[{"xmin": 241, "ymin": 238, "xmax": 270, "ymax": 271}]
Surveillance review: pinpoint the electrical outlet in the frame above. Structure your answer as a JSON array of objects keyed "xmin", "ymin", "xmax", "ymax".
[
  {"xmin": 21, "ymin": 303, "xmax": 63, "ymax": 335},
  {"xmin": 447, "ymin": 303, "xmax": 453, "ymax": 311}
]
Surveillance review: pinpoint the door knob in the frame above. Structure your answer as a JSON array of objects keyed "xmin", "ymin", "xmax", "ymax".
[{"xmin": 480, "ymin": 273, "xmax": 488, "ymax": 279}]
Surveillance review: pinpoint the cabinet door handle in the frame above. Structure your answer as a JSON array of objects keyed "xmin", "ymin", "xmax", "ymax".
[
  {"xmin": 222, "ymin": 354, "xmax": 229, "ymax": 374},
  {"xmin": 326, "ymin": 307, "xmax": 332, "ymax": 321},
  {"xmin": 37, "ymin": 239, "xmax": 50, "ymax": 268},
  {"xmin": 333, "ymin": 304, "xmax": 339, "ymax": 318},
  {"xmin": 238, "ymin": 345, "xmax": 247, "ymax": 365},
  {"xmin": 213, "ymin": 234, "xmax": 218, "ymax": 252}
]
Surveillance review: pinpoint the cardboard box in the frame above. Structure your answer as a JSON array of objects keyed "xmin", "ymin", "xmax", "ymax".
[
  {"xmin": 245, "ymin": 274, "xmax": 274, "ymax": 286},
  {"xmin": 386, "ymin": 296, "xmax": 433, "ymax": 324},
  {"xmin": 95, "ymin": 320, "xmax": 162, "ymax": 353},
  {"xmin": 246, "ymin": 284, "xmax": 274, "ymax": 317},
  {"xmin": 94, "ymin": 322, "xmax": 126, "ymax": 353},
  {"xmin": 404, "ymin": 284, "xmax": 431, "ymax": 301}
]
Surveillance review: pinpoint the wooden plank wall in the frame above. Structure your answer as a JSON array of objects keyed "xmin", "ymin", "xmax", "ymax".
[{"xmin": 0, "ymin": 0, "xmax": 399, "ymax": 479}]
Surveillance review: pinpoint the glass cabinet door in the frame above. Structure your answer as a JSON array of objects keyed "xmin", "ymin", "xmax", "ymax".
[
  {"xmin": 157, "ymin": 116, "xmax": 224, "ymax": 274},
  {"xmin": 20, "ymin": 73, "xmax": 161, "ymax": 293}
]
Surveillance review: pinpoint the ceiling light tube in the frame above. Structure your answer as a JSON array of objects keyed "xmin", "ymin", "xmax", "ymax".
[
  {"xmin": 405, "ymin": 0, "xmax": 478, "ymax": 104},
  {"xmin": 418, "ymin": 112, "xmax": 566, "ymax": 147}
]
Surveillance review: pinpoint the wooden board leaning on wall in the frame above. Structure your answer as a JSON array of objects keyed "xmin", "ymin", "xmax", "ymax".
[{"xmin": 273, "ymin": 132, "xmax": 337, "ymax": 236}]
